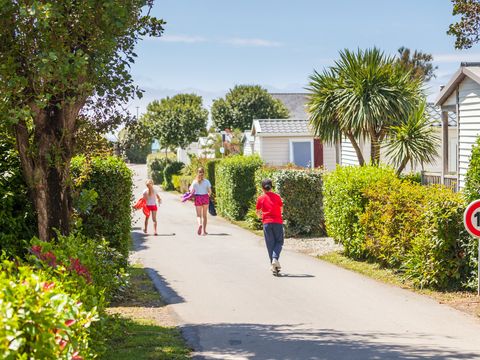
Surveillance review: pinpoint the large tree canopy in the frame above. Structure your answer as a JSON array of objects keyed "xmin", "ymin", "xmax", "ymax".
[
  {"xmin": 0, "ymin": 0, "xmax": 164, "ymax": 241},
  {"xmin": 211, "ymin": 85, "xmax": 289, "ymax": 131},
  {"xmin": 447, "ymin": 0, "xmax": 480, "ymax": 49},
  {"xmin": 144, "ymin": 93, "xmax": 208, "ymax": 151},
  {"xmin": 396, "ymin": 47, "xmax": 437, "ymax": 82}
]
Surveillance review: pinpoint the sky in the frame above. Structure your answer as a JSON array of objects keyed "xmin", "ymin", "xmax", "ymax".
[{"xmin": 125, "ymin": 0, "xmax": 480, "ymax": 121}]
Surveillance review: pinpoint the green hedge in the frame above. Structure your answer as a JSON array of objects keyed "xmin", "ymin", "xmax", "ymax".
[
  {"xmin": 325, "ymin": 165, "xmax": 476, "ymax": 290},
  {"xmin": 206, "ymin": 159, "xmax": 221, "ymax": 199},
  {"xmin": 0, "ymin": 135, "xmax": 36, "ymax": 256},
  {"xmin": 215, "ymin": 155, "xmax": 263, "ymax": 220},
  {"xmin": 276, "ymin": 170, "xmax": 324, "ymax": 237},
  {"xmin": 147, "ymin": 155, "xmax": 171, "ymax": 185},
  {"xmin": 464, "ymin": 136, "xmax": 480, "ymax": 289},
  {"xmin": 71, "ymin": 156, "xmax": 133, "ymax": 264},
  {"xmin": 162, "ymin": 161, "xmax": 184, "ymax": 190},
  {"xmin": 323, "ymin": 166, "xmax": 397, "ymax": 258}
]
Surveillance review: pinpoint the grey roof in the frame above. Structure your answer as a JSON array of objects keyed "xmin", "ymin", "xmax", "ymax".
[
  {"xmin": 254, "ymin": 119, "xmax": 310, "ymax": 135},
  {"xmin": 426, "ymin": 103, "xmax": 457, "ymax": 127},
  {"xmin": 270, "ymin": 93, "xmax": 308, "ymax": 119},
  {"xmin": 435, "ymin": 64, "xmax": 480, "ymax": 106}
]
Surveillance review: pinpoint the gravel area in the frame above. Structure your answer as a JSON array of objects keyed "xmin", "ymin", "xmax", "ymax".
[{"xmin": 283, "ymin": 236, "xmax": 343, "ymax": 257}]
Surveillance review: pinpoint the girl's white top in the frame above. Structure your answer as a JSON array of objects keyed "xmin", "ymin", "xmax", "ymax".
[
  {"xmin": 143, "ymin": 188, "xmax": 157, "ymax": 206},
  {"xmin": 190, "ymin": 179, "xmax": 211, "ymax": 195}
]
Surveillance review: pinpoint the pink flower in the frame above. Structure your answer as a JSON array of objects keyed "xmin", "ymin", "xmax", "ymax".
[
  {"xmin": 40, "ymin": 251, "xmax": 57, "ymax": 268},
  {"xmin": 65, "ymin": 319, "xmax": 76, "ymax": 327},
  {"xmin": 72, "ymin": 351, "xmax": 83, "ymax": 360},
  {"xmin": 42, "ymin": 282, "xmax": 55, "ymax": 291},
  {"xmin": 31, "ymin": 245, "xmax": 42, "ymax": 256}
]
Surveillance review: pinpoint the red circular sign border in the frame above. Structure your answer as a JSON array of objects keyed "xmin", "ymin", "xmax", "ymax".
[{"xmin": 464, "ymin": 200, "xmax": 480, "ymax": 238}]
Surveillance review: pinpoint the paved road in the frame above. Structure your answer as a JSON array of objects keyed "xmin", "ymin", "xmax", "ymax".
[{"xmin": 130, "ymin": 164, "xmax": 480, "ymax": 360}]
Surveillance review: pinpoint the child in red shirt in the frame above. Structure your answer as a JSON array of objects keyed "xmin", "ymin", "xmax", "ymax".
[{"xmin": 256, "ymin": 178, "xmax": 284, "ymax": 275}]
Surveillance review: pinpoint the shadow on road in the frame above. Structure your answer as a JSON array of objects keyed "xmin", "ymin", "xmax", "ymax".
[
  {"xmin": 183, "ymin": 323, "xmax": 480, "ymax": 360},
  {"xmin": 277, "ymin": 273, "xmax": 315, "ymax": 278},
  {"xmin": 206, "ymin": 233, "xmax": 231, "ymax": 236}
]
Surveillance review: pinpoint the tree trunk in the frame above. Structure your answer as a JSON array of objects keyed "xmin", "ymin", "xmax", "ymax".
[
  {"xmin": 14, "ymin": 102, "xmax": 81, "ymax": 241},
  {"xmin": 370, "ymin": 127, "xmax": 387, "ymax": 166},
  {"xmin": 396, "ymin": 156, "xmax": 410, "ymax": 175},
  {"xmin": 346, "ymin": 132, "xmax": 365, "ymax": 166}
]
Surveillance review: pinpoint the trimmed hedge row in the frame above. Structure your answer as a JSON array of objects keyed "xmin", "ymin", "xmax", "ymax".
[
  {"xmin": 71, "ymin": 156, "xmax": 133, "ymax": 265},
  {"xmin": 324, "ymin": 165, "xmax": 476, "ymax": 290},
  {"xmin": 276, "ymin": 170, "xmax": 324, "ymax": 237},
  {"xmin": 323, "ymin": 166, "xmax": 396, "ymax": 258},
  {"xmin": 215, "ymin": 155, "xmax": 263, "ymax": 220},
  {"xmin": 162, "ymin": 161, "xmax": 184, "ymax": 190}
]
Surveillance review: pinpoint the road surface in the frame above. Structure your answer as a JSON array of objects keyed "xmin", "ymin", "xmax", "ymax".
[{"xmin": 130, "ymin": 164, "xmax": 480, "ymax": 360}]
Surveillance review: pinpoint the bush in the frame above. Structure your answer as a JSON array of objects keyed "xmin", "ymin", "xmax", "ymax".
[
  {"xmin": 323, "ymin": 166, "xmax": 397, "ymax": 258},
  {"xmin": 215, "ymin": 155, "xmax": 263, "ymax": 220},
  {"xmin": 0, "ymin": 135, "xmax": 36, "ymax": 256},
  {"xmin": 70, "ymin": 156, "xmax": 133, "ymax": 264},
  {"xmin": 0, "ymin": 259, "xmax": 98, "ymax": 359},
  {"xmin": 276, "ymin": 170, "xmax": 324, "ymax": 237},
  {"xmin": 205, "ymin": 159, "xmax": 221, "ymax": 199},
  {"xmin": 360, "ymin": 178, "xmax": 425, "ymax": 268},
  {"xmin": 147, "ymin": 155, "xmax": 171, "ymax": 185},
  {"xmin": 459, "ymin": 136, "xmax": 480, "ymax": 289},
  {"xmin": 403, "ymin": 187, "xmax": 471, "ymax": 289},
  {"xmin": 162, "ymin": 161, "xmax": 184, "ymax": 190}
]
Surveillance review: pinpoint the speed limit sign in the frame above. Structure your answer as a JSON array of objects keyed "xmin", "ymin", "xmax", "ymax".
[{"xmin": 464, "ymin": 200, "xmax": 480, "ymax": 295}]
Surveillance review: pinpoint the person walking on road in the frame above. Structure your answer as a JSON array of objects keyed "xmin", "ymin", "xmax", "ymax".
[
  {"xmin": 256, "ymin": 178, "xmax": 284, "ymax": 275},
  {"xmin": 190, "ymin": 167, "xmax": 211, "ymax": 236},
  {"xmin": 143, "ymin": 179, "xmax": 162, "ymax": 235}
]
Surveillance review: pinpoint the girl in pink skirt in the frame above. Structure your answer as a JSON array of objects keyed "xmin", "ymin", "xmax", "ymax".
[{"xmin": 190, "ymin": 167, "xmax": 211, "ymax": 236}]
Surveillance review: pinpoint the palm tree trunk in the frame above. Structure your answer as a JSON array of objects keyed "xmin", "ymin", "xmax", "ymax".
[
  {"xmin": 346, "ymin": 132, "xmax": 365, "ymax": 166},
  {"xmin": 396, "ymin": 156, "xmax": 410, "ymax": 175}
]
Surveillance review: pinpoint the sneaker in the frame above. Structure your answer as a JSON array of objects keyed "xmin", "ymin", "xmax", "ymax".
[{"xmin": 272, "ymin": 258, "xmax": 281, "ymax": 270}]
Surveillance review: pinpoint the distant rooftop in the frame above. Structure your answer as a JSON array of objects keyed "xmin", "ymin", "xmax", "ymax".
[
  {"xmin": 270, "ymin": 93, "xmax": 308, "ymax": 119},
  {"xmin": 253, "ymin": 119, "xmax": 310, "ymax": 135}
]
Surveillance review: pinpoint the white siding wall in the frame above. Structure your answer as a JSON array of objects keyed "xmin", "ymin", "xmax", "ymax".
[
  {"xmin": 458, "ymin": 78, "xmax": 480, "ymax": 188},
  {"xmin": 243, "ymin": 141, "xmax": 253, "ymax": 155},
  {"xmin": 323, "ymin": 143, "xmax": 337, "ymax": 171},
  {"xmin": 260, "ymin": 136, "xmax": 292, "ymax": 166},
  {"xmin": 341, "ymin": 137, "xmax": 370, "ymax": 166}
]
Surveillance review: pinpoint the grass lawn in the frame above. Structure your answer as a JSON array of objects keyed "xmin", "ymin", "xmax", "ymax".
[
  {"xmin": 100, "ymin": 266, "xmax": 191, "ymax": 360},
  {"xmin": 320, "ymin": 252, "xmax": 480, "ymax": 319}
]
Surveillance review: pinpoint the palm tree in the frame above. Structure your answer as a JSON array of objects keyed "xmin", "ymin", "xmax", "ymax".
[
  {"xmin": 307, "ymin": 48, "xmax": 423, "ymax": 165},
  {"xmin": 384, "ymin": 101, "xmax": 439, "ymax": 175}
]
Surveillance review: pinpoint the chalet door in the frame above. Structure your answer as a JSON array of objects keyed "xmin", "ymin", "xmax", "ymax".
[{"xmin": 290, "ymin": 140, "xmax": 313, "ymax": 168}]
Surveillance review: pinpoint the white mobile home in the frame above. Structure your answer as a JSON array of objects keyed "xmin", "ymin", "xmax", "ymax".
[{"xmin": 435, "ymin": 63, "xmax": 480, "ymax": 189}]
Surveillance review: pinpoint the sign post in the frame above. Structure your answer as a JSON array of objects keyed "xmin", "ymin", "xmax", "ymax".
[{"xmin": 463, "ymin": 199, "xmax": 480, "ymax": 296}]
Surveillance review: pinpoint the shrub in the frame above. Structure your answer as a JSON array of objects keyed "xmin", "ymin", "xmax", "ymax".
[
  {"xmin": 172, "ymin": 175, "xmax": 182, "ymax": 192},
  {"xmin": 205, "ymin": 159, "xmax": 221, "ymax": 199},
  {"xmin": 162, "ymin": 161, "xmax": 184, "ymax": 190},
  {"xmin": 360, "ymin": 178, "xmax": 425, "ymax": 268},
  {"xmin": 29, "ymin": 233, "xmax": 127, "ymax": 304},
  {"xmin": 403, "ymin": 187, "xmax": 471, "ymax": 289},
  {"xmin": 215, "ymin": 155, "xmax": 263, "ymax": 220},
  {"xmin": 70, "ymin": 156, "xmax": 133, "ymax": 264},
  {"xmin": 0, "ymin": 135, "xmax": 36, "ymax": 256},
  {"xmin": 456, "ymin": 135, "xmax": 480, "ymax": 289},
  {"xmin": 0, "ymin": 259, "xmax": 98, "ymax": 359},
  {"xmin": 276, "ymin": 170, "xmax": 325, "ymax": 236},
  {"xmin": 147, "ymin": 155, "xmax": 171, "ymax": 185},
  {"xmin": 323, "ymin": 166, "xmax": 397, "ymax": 258}
]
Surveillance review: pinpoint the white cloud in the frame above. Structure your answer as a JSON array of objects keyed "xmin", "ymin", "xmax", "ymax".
[
  {"xmin": 223, "ymin": 37, "xmax": 283, "ymax": 47},
  {"xmin": 156, "ymin": 34, "xmax": 207, "ymax": 43},
  {"xmin": 149, "ymin": 34, "xmax": 282, "ymax": 47},
  {"xmin": 433, "ymin": 52, "xmax": 480, "ymax": 63}
]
